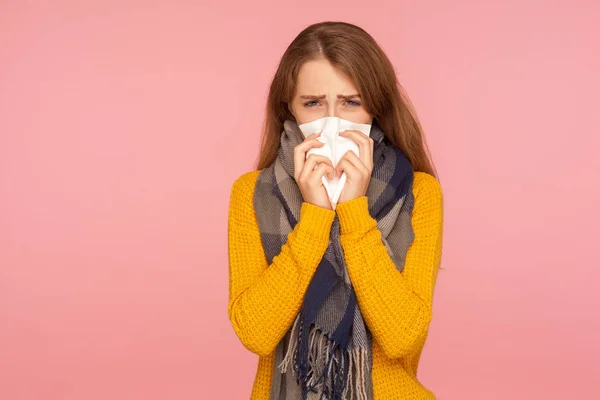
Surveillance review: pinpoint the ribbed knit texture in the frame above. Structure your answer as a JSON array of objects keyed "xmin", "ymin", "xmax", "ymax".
[{"xmin": 228, "ymin": 169, "xmax": 444, "ymax": 399}]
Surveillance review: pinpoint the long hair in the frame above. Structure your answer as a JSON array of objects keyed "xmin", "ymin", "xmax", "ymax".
[{"xmin": 254, "ymin": 21, "xmax": 439, "ymax": 180}]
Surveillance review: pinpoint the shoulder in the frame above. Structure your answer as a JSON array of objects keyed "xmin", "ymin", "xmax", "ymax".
[
  {"xmin": 412, "ymin": 171, "xmax": 443, "ymax": 216},
  {"xmin": 229, "ymin": 170, "xmax": 263, "ymax": 208},
  {"xmin": 231, "ymin": 170, "xmax": 262, "ymax": 192},
  {"xmin": 413, "ymin": 171, "xmax": 442, "ymax": 199}
]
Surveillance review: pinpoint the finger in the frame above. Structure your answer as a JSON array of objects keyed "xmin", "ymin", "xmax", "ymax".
[
  {"xmin": 306, "ymin": 154, "xmax": 334, "ymax": 169},
  {"xmin": 339, "ymin": 129, "xmax": 374, "ymax": 170},
  {"xmin": 300, "ymin": 154, "xmax": 334, "ymax": 182},
  {"xmin": 305, "ymin": 131, "xmax": 321, "ymax": 141},
  {"xmin": 303, "ymin": 162, "xmax": 334, "ymax": 185},
  {"xmin": 304, "ymin": 130, "xmax": 322, "ymax": 143},
  {"xmin": 294, "ymin": 132, "xmax": 323, "ymax": 179},
  {"xmin": 342, "ymin": 150, "xmax": 370, "ymax": 175},
  {"xmin": 339, "ymin": 129, "xmax": 373, "ymax": 170},
  {"xmin": 335, "ymin": 152, "xmax": 367, "ymax": 179},
  {"xmin": 335, "ymin": 158, "xmax": 358, "ymax": 180},
  {"xmin": 313, "ymin": 162, "xmax": 335, "ymax": 182}
]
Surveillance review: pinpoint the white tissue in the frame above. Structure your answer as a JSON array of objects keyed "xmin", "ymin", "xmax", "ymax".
[{"xmin": 297, "ymin": 116, "xmax": 372, "ymax": 210}]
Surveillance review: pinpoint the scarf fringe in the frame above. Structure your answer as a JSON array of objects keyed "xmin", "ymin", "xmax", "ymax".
[
  {"xmin": 278, "ymin": 314, "xmax": 300, "ymax": 374},
  {"xmin": 279, "ymin": 317, "xmax": 370, "ymax": 399}
]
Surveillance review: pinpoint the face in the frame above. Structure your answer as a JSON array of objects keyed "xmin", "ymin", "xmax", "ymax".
[{"xmin": 288, "ymin": 58, "xmax": 373, "ymax": 125}]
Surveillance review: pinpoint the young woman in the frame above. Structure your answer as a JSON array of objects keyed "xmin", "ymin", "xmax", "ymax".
[{"xmin": 228, "ymin": 21, "xmax": 444, "ymax": 400}]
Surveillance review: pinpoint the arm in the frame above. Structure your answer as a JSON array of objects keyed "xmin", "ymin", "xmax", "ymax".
[
  {"xmin": 335, "ymin": 172, "xmax": 444, "ymax": 359},
  {"xmin": 227, "ymin": 171, "xmax": 336, "ymax": 357}
]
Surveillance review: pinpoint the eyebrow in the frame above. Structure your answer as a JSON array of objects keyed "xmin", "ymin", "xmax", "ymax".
[{"xmin": 299, "ymin": 94, "xmax": 361, "ymax": 99}]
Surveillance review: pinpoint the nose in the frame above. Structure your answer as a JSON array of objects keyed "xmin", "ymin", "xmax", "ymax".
[{"xmin": 326, "ymin": 104, "xmax": 339, "ymax": 118}]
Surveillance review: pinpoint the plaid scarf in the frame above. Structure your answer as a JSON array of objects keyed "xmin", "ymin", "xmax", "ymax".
[{"xmin": 253, "ymin": 118, "xmax": 415, "ymax": 399}]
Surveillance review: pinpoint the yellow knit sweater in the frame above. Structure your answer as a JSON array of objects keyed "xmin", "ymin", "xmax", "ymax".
[{"xmin": 227, "ymin": 169, "xmax": 444, "ymax": 399}]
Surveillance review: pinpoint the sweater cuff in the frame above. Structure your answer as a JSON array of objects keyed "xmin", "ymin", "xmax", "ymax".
[
  {"xmin": 335, "ymin": 196, "xmax": 377, "ymax": 235},
  {"xmin": 297, "ymin": 202, "xmax": 336, "ymax": 240}
]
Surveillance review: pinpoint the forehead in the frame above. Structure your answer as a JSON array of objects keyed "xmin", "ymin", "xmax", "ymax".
[{"xmin": 296, "ymin": 58, "xmax": 357, "ymax": 94}]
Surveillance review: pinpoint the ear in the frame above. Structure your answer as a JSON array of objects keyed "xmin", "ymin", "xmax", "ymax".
[{"xmin": 287, "ymin": 102, "xmax": 295, "ymax": 119}]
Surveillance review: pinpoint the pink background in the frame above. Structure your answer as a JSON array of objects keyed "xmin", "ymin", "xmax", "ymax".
[{"xmin": 1, "ymin": 1, "xmax": 599, "ymax": 399}]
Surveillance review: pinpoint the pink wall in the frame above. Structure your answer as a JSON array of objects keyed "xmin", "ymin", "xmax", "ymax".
[{"xmin": 1, "ymin": 1, "xmax": 599, "ymax": 399}]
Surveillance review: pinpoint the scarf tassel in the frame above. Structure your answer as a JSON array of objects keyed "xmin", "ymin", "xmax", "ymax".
[{"xmin": 279, "ymin": 315, "xmax": 370, "ymax": 399}]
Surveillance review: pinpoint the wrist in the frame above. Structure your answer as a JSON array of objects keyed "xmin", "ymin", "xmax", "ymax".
[{"xmin": 335, "ymin": 196, "xmax": 377, "ymax": 235}]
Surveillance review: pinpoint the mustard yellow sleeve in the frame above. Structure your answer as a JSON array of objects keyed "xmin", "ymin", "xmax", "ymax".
[
  {"xmin": 227, "ymin": 171, "xmax": 336, "ymax": 357},
  {"xmin": 335, "ymin": 172, "xmax": 444, "ymax": 359}
]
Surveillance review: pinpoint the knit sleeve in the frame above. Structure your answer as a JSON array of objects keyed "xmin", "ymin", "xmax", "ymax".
[
  {"xmin": 227, "ymin": 171, "xmax": 336, "ymax": 357},
  {"xmin": 335, "ymin": 172, "xmax": 444, "ymax": 359}
]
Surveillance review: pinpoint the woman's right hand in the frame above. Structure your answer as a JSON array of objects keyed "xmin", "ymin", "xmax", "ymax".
[{"xmin": 293, "ymin": 131, "xmax": 335, "ymax": 211}]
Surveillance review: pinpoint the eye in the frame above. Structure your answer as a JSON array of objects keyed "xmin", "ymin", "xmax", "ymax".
[
  {"xmin": 345, "ymin": 100, "xmax": 361, "ymax": 107},
  {"xmin": 304, "ymin": 100, "xmax": 319, "ymax": 107}
]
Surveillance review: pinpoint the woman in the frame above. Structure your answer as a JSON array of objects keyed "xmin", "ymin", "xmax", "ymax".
[{"xmin": 228, "ymin": 21, "xmax": 444, "ymax": 399}]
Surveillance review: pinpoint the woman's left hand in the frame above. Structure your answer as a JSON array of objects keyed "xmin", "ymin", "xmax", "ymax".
[{"xmin": 335, "ymin": 129, "xmax": 374, "ymax": 204}]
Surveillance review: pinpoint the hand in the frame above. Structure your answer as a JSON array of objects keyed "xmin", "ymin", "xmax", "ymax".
[
  {"xmin": 335, "ymin": 129, "xmax": 374, "ymax": 204},
  {"xmin": 293, "ymin": 131, "xmax": 336, "ymax": 211}
]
